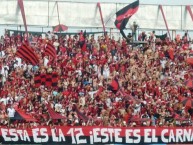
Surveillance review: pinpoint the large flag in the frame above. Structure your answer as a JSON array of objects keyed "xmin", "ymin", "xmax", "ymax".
[
  {"xmin": 16, "ymin": 44, "xmax": 39, "ymax": 65},
  {"xmin": 114, "ymin": 0, "xmax": 139, "ymax": 40},
  {"xmin": 13, "ymin": 108, "xmax": 37, "ymax": 122},
  {"xmin": 45, "ymin": 42, "xmax": 57, "ymax": 59},
  {"xmin": 34, "ymin": 72, "xmax": 58, "ymax": 88}
]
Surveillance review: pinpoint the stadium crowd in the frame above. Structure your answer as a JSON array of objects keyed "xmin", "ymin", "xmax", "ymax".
[{"xmin": 0, "ymin": 29, "xmax": 193, "ymax": 128}]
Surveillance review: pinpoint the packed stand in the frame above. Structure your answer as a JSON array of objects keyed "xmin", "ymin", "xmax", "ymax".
[{"xmin": 0, "ymin": 30, "xmax": 193, "ymax": 128}]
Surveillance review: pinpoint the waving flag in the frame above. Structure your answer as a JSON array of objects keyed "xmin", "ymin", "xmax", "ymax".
[
  {"xmin": 156, "ymin": 33, "xmax": 167, "ymax": 40},
  {"xmin": 107, "ymin": 78, "xmax": 119, "ymax": 94},
  {"xmin": 16, "ymin": 44, "xmax": 39, "ymax": 65},
  {"xmin": 44, "ymin": 42, "xmax": 57, "ymax": 65},
  {"xmin": 46, "ymin": 103, "xmax": 66, "ymax": 120},
  {"xmin": 115, "ymin": 0, "xmax": 139, "ymax": 40},
  {"xmin": 13, "ymin": 108, "xmax": 37, "ymax": 122},
  {"xmin": 45, "ymin": 42, "xmax": 56, "ymax": 59},
  {"xmin": 73, "ymin": 104, "xmax": 89, "ymax": 122}
]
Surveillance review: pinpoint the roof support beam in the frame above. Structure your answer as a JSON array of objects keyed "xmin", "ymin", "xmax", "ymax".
[
  {"xmin": 186, "ymin": 5, "xmax": 193, "ymax": 21},
  {"xmin": 159, "ymin": 5, "xmax": 171, "ymax": 40},
  {"xmin": 56, "ymin": 2, "xmax": 61, "ymax": 25}
]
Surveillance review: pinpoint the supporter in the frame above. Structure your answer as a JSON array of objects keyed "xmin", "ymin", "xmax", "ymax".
[
  {"xmin": 0, "ymin": 30, "xmax": 193, "ymax": 128},
  {"xmin": 7, "ymin": 105, "xmax": 15, "ymax": 126}
]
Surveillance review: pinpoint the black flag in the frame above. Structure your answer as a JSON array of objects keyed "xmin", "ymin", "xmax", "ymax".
[
  {"xmin": 156, "ymin": 33, "xmax": 167, "ymax": 41},
  {"xmin": 115, "ymin": 0, "xmax": 139, "ymax": 40}
]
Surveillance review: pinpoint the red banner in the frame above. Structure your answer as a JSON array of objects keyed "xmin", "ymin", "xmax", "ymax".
[{"xmin": 0, "ymin": 127, "xmax": 193, "ymax": 144}]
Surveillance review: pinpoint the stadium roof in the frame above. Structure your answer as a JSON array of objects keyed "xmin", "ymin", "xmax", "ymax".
[
  {"xmin": 1, "ymin": 0, "xmax": 193, "ymax": 6},
  {"xmin": 16, "ymin": 0, "xmax": 193, "ymax": 5},
  {"xmin": 0, "ymin": 0, "xmax": 193, "ymax": 31}
]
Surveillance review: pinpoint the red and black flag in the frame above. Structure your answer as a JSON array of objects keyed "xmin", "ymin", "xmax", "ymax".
[
  {"xmin": 13, "ymin": 108, "xmax": 37, "ymax": 122},
  {"xmin": 53, "ymin": 24, "xmax": 68, "ymax": 32},
  {"xmin": 52, "ymin": 71, "xmax": 59, "ymax": 87},
  {"xmin": 44, "ymin": 42, "xmax": 57, "ymax": 65},
  {"xmin": 34, "ymin": 73, "xmax": 42, "ymax": 88},
  {"xmin": 45, "ymin": 73, "xmax": 52, "ymax": 87},
  {"xmin": 114, "ymin": 0, "xmax": 139, "ymax": 40},
  {"xmin": 73, "ymin": 104, "xmax": 89, "ymax": 122},
  {"xmin": 46, "ymin": 103, "xmax": 66, "ymax": 119},
  {"xmin": 16, "ymin": 43, "xmax": 39, "ymax": 65},
  {"xmin": 107, "ymin": 78, "xmax": 119, "ymax": 94},
  {"xmin": 34, "ymin": 72, "xmax": 59, "ymax": 88},
  {"xmin": 45, "ymin": 42, "xmax": 57, "ymax": 59},
  {"xmin": 40, "ymin": 73, "xmax": 46, "ymax": 86}
]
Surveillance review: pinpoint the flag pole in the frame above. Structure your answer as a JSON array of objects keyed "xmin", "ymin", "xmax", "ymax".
[
  {"xmin": 97, "ymin": 3, "xmax": 106, "ymax": 35},
  {"xmin": 18, "ymin": 0, "xmax": 28, "ymax": 40}
]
